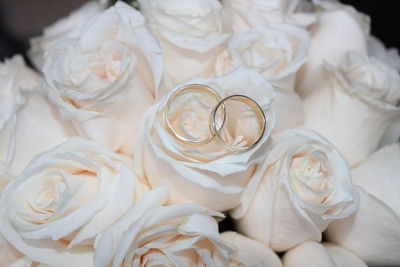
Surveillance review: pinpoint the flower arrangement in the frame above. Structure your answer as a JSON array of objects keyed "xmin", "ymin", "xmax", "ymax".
[{"xmin": 0, "ymin": 0, "xmax": 399, "ymax": 266}]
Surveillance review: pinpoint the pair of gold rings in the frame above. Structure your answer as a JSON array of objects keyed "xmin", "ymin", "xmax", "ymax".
[{"xmin": 164, "ymin": 84, "xmax": 266, "ymax": 152}]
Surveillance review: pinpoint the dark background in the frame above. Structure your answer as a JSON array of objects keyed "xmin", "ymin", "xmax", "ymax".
[{"xmin": 0, "ymin": 0, "xmax": 399, "ymax": 62}]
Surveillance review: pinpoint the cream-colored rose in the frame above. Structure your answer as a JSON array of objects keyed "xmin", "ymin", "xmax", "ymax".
[
  {"xmin": 221, "ymin": 232, "xmax": 282, "ymax": 267},
  {"xmin": 222, "ymin": 0, "xmax": 316, "ymax": 33},
  {"xmin": 302, "ymin": 51, "xmax": 400, "ymax": 166},
  {"xmin": 43, "ymin": 2, "xmax": 163, "ymax": 155},
  {"xmin": 233, "ymin": 129, "xmax": 358, "ymax": 252},
  {"xmin": 28, "ymin": 0, "xmax": 107, "ymax": 70},
  {"xmin": 325, "ymin": 143, "xmax": 400, "ymax": 266},
  {"xmin": 135, "ymin": 67, "xmax": 275, "ymax": 211},
  {"xmin": 282, "ymin": 241, "xmax": 367, "ymax": 267},
  {"xmin": 216, "ymin": 24, "xmax": 309, "ymax": 132},
  {"xmin": 139, "ymin": 0, "xmax": 231, "ymax": 95},
  {"xmin": 0, "ymin": 55, "xmax": 75, "ymax": 176},
  {"xmin": 94, "ymin": 187, "xmax": 233, "ymax": 266},
  {"xmin": 0, "ymin": 137, "xmax": 149, "ymax": 265},
  {"xmin": 296, "ymin": 0, "xmax": 369, "ymax": 98}
]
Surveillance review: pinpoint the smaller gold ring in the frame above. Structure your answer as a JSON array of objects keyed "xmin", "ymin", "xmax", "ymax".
[
  {"xmin": 164, "ymin": 84, "xmax": 225, "ymax": 145},
  {"xmin": 210, "ymin": 95, "xmax": 266, "ymax": 152}
]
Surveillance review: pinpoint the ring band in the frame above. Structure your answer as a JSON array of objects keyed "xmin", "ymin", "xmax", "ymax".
[
  {"xmin": 164, "ymin": 84, "xmax": 225, "ymax": 144},
  {"xmin": 210, "ymin": 95, "xmax": 266, "ymax": 152}
]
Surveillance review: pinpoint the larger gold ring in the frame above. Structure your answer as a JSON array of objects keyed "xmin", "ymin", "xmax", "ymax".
[
  {"xmin": 164, "ymin": 84, "xmax": 225, "ymax": 145},
  {"xmin": 210, "ymin": 95, "xmax": 266, "ymax": 152}
]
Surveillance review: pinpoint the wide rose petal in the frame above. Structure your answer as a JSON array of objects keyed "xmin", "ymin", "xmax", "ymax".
[
  {"xmin": 1, "ymin": 92, "xmax": 76, "ymax": 176},
  {"xmin": 271, "ymin": 90, "xmax": 304, "ymax": 133},
  {"xmin": 324, "ymin": 243, "xmax": 367, "ymax": 267},
  {"xmin": 325, "ymin": 187, "xmax": 400, "ymax": 266},
  {"xmin": 379, "ymin": 120, "xmax": 400, "ymax": 147},
  {"xmin": 351, "ymin": 143, "xmax": 400, "ymax": 215},
  {"xmin": 221, "ymin": 231, "xmax": 282, "ymax": 267},
  {"xmin": 282, "ymin": 241, "xmax": 335, "ymax": 267},
  {"xmin": 0, "ymin": 55, "xmax": 75, "ymax": 176}
]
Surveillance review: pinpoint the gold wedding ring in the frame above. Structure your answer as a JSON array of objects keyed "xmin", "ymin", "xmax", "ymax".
[
  {"xmin": 164, "ymin": 84, "xmax": 225, "ymax": 144},
  {"xmin": 210, "ymin": 95, "xmax": 266, "ymax": 152}
]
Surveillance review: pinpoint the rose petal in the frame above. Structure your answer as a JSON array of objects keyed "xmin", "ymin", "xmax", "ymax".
[
  {"xmin": 282, "ymin": 241, "xmax": 335, "ymax": 267},
  {"xmin": 221, "ymin": 231, "xmax": 282, "ymax": 267},
  {"xmin": 324, "ymin": 243, "xmax": 367, "ymax": 267},
  {"xmin": 325, "ymin": 187, "xmax": 400, "ymax": 266}
]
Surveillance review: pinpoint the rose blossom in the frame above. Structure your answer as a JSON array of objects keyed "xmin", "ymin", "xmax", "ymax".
[
  {"xmin": 216, "ymin": 24, "xmax": 309, "ymax": 132},
  {"xmin": 302, "ymin": 51, "xmax": 400, "ymax": 166},
  {"xmin": 296, "ymin": 0, "xmax": 370, "ymax": 98},
  {"xmin": 233, "ymin": 129, "xmax": 358, "ymax": 252},
  {"xmin": 139, "ymin": 0, "xmax": 231, "ymax": 95},
  {"xmin": 0, "ymin": 137, "xmax": 149, "ymax": 265},
  {"xmin": 43, "ymin": 2, "xmax": 163, "ymax": 155},
  {"xmin": 325, "ymin": 143, "xmax": 400, "ymax": 266},
  {"xmin": 94, "ymin": 187, "xmax": 234, "ymax": 266},
  {"xmin": 0, "ymin": 55, "xmax": 75, "ymax": 176},
  {"xmin": 135, "ymin": 67, "xmax": 275, "ymax": 211},
  {"xmin": 221, "ymin": 232, "xmax": 282, "ymax": 267},
  {"xmin": 28, "ymin": 0, "xmax": 107, "ymax": 70},
  {"xmin": 222, "ymin": 0, "xmax": 316, "ymax": 33},
  {"xmin": 282, "ymin": 241, "xmax": 367, "ymax": 267}
]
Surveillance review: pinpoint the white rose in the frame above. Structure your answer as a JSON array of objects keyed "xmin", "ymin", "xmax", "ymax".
[
  {"xmin": 0, "ymin": 137, "xmax": 149, "ymax": 265},
  {"xmin": 296, "ymin": 0, "xmax": 369, "ymax": 98},
  {"xmin": 368, "ymin": 36, "xmax": 400, "ymax": 147},
  {"xmin": 221, "ymin": 232, "xmax": 282, "ymax": 267},
  {"xmin": 216, "ymin": 24, "xmax": 309, "ymax": 132},
  {"xmin": 28, "ymin": 0, "xmax": 107, "ymax": 70},
  {"xmin": 94, "ymin": 187, "xmax": 233, "ymax": 266},
  {"xmin": 222, "ymin": 0, "xmax": 316, "ymax": 33},
  {"xmin": 302, "ymin": 51, "xmax": 400, "ymax": 166},
  {"xmin": 139, "ymin": 0, "xmax": 231, "ymax": 95},
  {"xmin": 135, "ymin": 67, "xmax": 275, "ymax": 211},
  {"xmin": 0, "ymin": 55, "xmax": 74, "ymax": 176},
  {"xmin": 282, "ymin": 241, "xmax": 367, "ymax": 267},
  {"xmin": 233, "ymin": 129, "xmax": 358, "ymax": 252},
  {"xmin": 325, "ymin": 143, "xmax": 400, "ymax": 266},
  {"xmin": 43, "ymin": 2, "xmax": 163, "ymax": 155}
]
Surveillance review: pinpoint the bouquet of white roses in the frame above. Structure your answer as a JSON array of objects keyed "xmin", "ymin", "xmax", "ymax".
[{"xmin": 1, "ymin": 0, "xmax": 399, "ymax": 266}]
